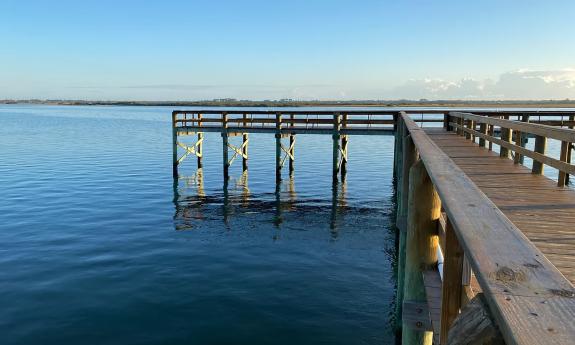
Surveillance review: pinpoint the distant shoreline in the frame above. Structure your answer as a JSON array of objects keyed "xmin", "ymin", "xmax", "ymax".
[{"xmin": 2, "ymin": 99, "xmax": 575, "ymax": 108}]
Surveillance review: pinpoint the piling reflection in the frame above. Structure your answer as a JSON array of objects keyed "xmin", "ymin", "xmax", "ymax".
[{"xmin": 173, "ymin": 171, "xmax": 350, "ymax": 235}]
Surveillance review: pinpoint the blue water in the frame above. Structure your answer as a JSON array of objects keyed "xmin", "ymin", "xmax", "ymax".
[{"xmin": 0, "ymin": 105, "xmax": 398, "ymax": 344}]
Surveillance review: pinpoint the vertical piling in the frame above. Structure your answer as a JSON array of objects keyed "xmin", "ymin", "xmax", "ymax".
[
  {"xmin": 532, "ymin": 135, "xmax": 547, "ymax": 175},
  {"xmin": 222, "ymin": 112, "xmax": 229, "ymax": 181},
  {"xmin": 172, "ymin": 111, "xmax": 179, "ymax": 178},
  {"xmin": 197, "ymin": 113, "xmax": 204, "ymax": 169},
  {"xmin": 558, "ymin": 141, "xmax": 569, "ymax": 187},
  {"xmin": 478, "ymin": 123, "xmax": 487, "ymax": 147},
  {"xmin": 276, "ymin": 112, "xmax": 282, "ymax": 183},
  {"xmin": 333, "ymin": 113, "xmax": 341, "ymax": 182},
  {"xmin": 403, "ymin": 160, "xmax": 440, "ymax": 345},
  {"xmin": 395, "ymin": 131, "xmax": 417, "ymax": 335},
  {"xmin": 289, "ymin": 114, "xmax": 295, "ymax": 176}
]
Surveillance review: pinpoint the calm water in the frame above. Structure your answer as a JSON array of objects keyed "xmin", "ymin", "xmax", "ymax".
[{"xmin": 0, "ymin": 105, "xmax": 398, "ymax": 344}]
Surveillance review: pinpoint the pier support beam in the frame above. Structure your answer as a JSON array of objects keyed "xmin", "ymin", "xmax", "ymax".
[
  {"xmin": 222, "ymin": 112, "xmax": 229, "ymax": 181},
  {"xmin": 289, "ymin": 135, "xmax": 295, "ymax": 176},
  {"xmin": 242, "ymin": 133, "xmax": 249, "ymax": 171},
  {"xmin": 172, "ymin": 111, "xmax": 178, "ymax": 178},
  {"xmin": 340, "ymin": 135, "xmax": 348, "ymax": 181},
  {"xmin": 403, "ymin": 160, "xmax": 440, "ymax": 345},
  {"xmin": 395, "ymin": 132, "xmax": 417, "ymax": 335}
]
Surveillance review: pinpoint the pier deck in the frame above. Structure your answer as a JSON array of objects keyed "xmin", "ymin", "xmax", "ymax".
[{"xmin": 425, "ymin": 127, "xmax": 575, "ymax": 283}]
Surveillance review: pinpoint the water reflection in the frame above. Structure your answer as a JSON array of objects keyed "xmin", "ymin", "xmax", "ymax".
[{"xmin": 173, "ymin": 171, "xmax": 350, "ymax": 233}]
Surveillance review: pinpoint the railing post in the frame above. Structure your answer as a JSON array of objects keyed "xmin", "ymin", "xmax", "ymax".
[
  {"xmin": 500, "ymin": 116, "xmax": 512, "ymax": 159},
  {"xmin": 558, "ymin": 141, "xmax": 570, "ymax": 187},
  {"xmin": 443, "ymin": 112, "xmax": 450, "ymax": 131},
  {"xmin": 403, "ymin": 159, "xmax": 440, "ymax": 345},
  {"xmin": 395, "ymin": 129, "xmax": 418, "ymax": 335},
  {"xmin": 440, "ymin": 217, "xmax": 464, "ymax": 344},
  {"xmin": 464, "ymin": 119, "xmax": 471, "ymax": 140},
  {"xmin": 478, "ymin": 123, "xmax": 487, "ymax": 147},
  {"xmin": 532, "ymin": 135, "xmax": 547, "ymax": 175},
  {"xmin": 469, "ymin": 120, "xmax": 476, "ymax": 142}
]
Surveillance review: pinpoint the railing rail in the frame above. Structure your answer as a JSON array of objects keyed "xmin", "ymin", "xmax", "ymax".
[
  {"xmin": 398, "ymin": 111, "xmax": 575, "ymax": 344},
  {"xmin": 448, "ymin": 111, "xmax": 575, "ymax": 186}
]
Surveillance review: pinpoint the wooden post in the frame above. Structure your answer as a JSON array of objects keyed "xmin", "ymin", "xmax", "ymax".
[
  {"xmin": 443, "ymin": 112, "xmax": 450, "ymax": 131},
  {"xmin": 440, "ymin": 218, "xmax": 464, "ymax": 344},
  {"xmin": 333, "ymin": 113, "xmax": 341, "ymax": 182},
  {"xmin": 518, "ymin": 115, "xmax": 530, "ymax": 164},
  {"xmin": 289, "ymin": 114, "xmax": 295, "ymax": 176},
  {"xmin": 469, "ymin": 120, "xmax": 476, "ymax": 142},
  {"xmin": 500, "ymin": 116, "xmax": 512, "ymax": 159},
  {"xmin": 464, "ymin": 119, "xmax": 471, "ymax": 140},
  {"xmin": 403, "ymin": 160, "xmax": 440, "ymax": 345},
  {"xmin": 478, "ymin": 123, "xmax": 487, "ymax": 148},
  {"xmin": 289, "ymin": 134, "xmax": 295, "ymax": 176},
  {"xmin": 558, "ymin": 141, "xmax": 569, "ymax": 187},
  {"xmin": 197, "ymin": 113, "xmax": 203, "ymax": 169},
  {"xmin": 340, "ymin": 135, "xmax": 348, "ymax": 181},
  {"xmin": 395, "ymin": 133, "xmax": 418, "ymax": 334},
  {"xmin": 532, "ymin": 135, "xmax": 547, "ymax": 175},
  {"xmin": 395, "ymin": 116, "xmax": 405, "ymax": 183},
  {"xmin": 242, "ymin": 133, "xmax": 249, "ymax": 171},
  {"xmin": 276, "ymin": 113, "xmax": 282, "ymax": 183},
  {"xmin": 513, "ymin": 131, "xmax": 523, "ymax": 164},
  {"xmin": 566, "ymin": 115, "xmax": 574, "ymax": 184},
  {"xmin": 222, "ymin": 112, "xmax": 229, "ymax": 181},
  {"xmin": 172, "ymin": 111, "xmax": 179, "ymax": 178},
  {"xmin": 488, "ymin": 124, "xmax": 494, "ymax": 151}
]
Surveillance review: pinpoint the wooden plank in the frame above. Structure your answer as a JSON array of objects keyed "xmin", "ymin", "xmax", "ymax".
[
  {"xmin": 423, "ymin": 269, "xmax": 443, "ymax": 345},
  {"xmin": 400, "ymin": 112, "xmax": 575, "ymax": 345}
]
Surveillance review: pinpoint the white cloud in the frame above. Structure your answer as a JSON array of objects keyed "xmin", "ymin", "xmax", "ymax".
[{"xmin": 388, "ymin": 69, "xmax": 575, "ymax": 100}]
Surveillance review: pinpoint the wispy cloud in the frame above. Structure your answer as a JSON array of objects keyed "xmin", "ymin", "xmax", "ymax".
[{"xmin": 389, "ymin": 69, "xmax": 575, "ymax": 100}]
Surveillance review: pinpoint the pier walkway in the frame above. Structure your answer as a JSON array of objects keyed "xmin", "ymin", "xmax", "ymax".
[{"xmin": 425, "ymin": 127, "xmax": 575, "ymax": 283}]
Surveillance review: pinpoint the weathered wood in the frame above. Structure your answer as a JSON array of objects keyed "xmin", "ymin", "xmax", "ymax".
[
  {"xmin": 532, "ymin": 135, "xmax": 547, "ymax": 174},
  {"xmin": 423, "ymin": 269, "xmax": 443, "ymax": 345},
  {"xmin": 172, "ymin": 111, "xmax": 179, "ymax": 178},
  {"xmin": 440, "ymin": 217, "xmax": 464, "ymax": 344},
  {"xmin": 222, "ymin": 112, "xmax": 229, "ymax": 180},
  {"xmin": 403, "ymin": 160, "xmax": 440, "ymax": 345},
  {"xmin": 500, "ymin": 115, "xmax": 512, "ymax": 159},
  {"xmin": 558, "ymin": 141, "xmax": 569, "ymax": 187},
  {"xmin": 447, "ymin": 294, "xmax": 504, "ymax": 345},
  {"xmin": 451, "ymin": 122, "xmax": 575, "ymax": 175},
  {"xmin": 450, "ymin": 112, "xmax": 575, "ymax": 144},
  {"xmin": 333, "ymin": 113, "xmax": 341, "ymax": 182},
  {"xmin": 402, "ymin": 113, "xmax": 575, "ymax": 345},
  {"xmin": 395, "ymin": 134, "xmax": 418, "ymax": 332},
  {"xmin": 276, "ymin": 113, "xmax": 283, "ymax": 183},
  {"xmin": 479, "ymin": 123, "xmax": 487, "ymax": 147},
  {"xmin": 242, "ymin": 133, "xmax": 248, "ymax": 171},
  {"xmin": 197, "ymin": 113, "xmax": 204, "ymax": 169}
]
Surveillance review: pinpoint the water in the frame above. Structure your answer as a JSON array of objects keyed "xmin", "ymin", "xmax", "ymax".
[{"xmin": 0, "ymin": 105, "xmax": 398, "ymax": 344}]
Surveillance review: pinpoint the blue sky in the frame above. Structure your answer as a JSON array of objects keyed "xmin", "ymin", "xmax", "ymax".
[{"xmin": 1, "ymin": 0, "xmax": 575, "ymax": 100}]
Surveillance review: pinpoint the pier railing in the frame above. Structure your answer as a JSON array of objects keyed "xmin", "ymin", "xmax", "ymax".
[
  {"xmin": 448, "ymin": 112, "xmax": 575, "ymax": 186},
  {"xmin": 395, "ymin": 111, "xmax": 575, "ymax": 344}
]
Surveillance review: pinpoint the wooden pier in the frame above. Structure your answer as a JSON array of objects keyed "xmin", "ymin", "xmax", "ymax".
[{"xmin": 172, "ymin": 109, "xmax": 575, "ymax": 344}]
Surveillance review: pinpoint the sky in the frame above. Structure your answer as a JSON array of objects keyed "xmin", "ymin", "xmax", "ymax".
[{"xmin": 1, "ymin": 0, "xmax": 575, "ymax": 101}]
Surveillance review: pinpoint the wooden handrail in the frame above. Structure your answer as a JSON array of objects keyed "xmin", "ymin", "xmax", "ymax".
[
  {"xmin": 400, "ymin": 111, "xmax": 575, "ymax": 345},
  {"xmin": 450, "ymin": 112, "xmax": 575, "ymax": 143}
]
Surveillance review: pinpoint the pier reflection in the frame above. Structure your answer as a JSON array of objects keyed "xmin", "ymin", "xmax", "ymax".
[{"xmin": 173, "ymin": 171, "xmax": 348, "ymax": 234}]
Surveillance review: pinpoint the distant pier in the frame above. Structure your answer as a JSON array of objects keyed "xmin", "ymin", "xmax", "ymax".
[{"xmin": 172, "ymin": 109, "xmax": 575, "ymax": 344}]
